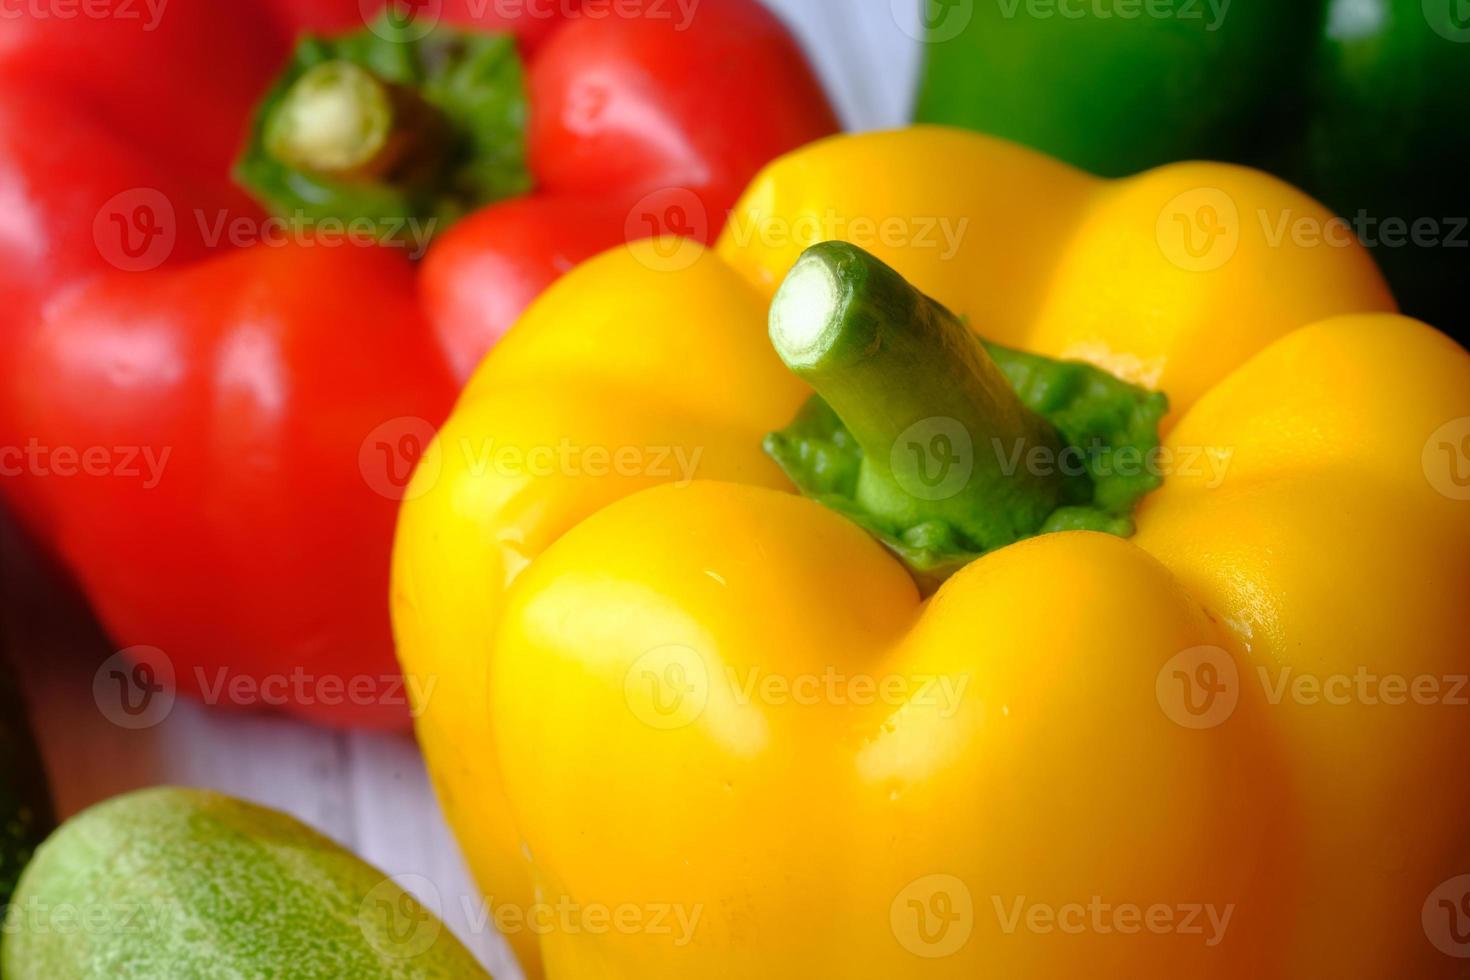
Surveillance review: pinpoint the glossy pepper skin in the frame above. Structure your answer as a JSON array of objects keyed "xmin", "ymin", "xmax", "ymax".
[
  {"xmin": 393, "ymin": 127, "xmax": 1470, "ymax": 976},
  {"xmin": 0, "ymin": 0, "xmax": 836, "ymax": 727},
  {"xmin": 913, "ymin": 0, "xmax": 1470, "ymax": 340}
]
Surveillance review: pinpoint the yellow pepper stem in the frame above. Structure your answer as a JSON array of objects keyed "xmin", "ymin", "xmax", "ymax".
[{"xmin": 768, "ymin": 241, "xmax": 1072, "ymax": 554}]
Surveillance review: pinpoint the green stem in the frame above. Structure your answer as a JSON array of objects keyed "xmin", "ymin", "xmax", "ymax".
[
  {"xmin": 769, "ymin": 242, "xmax": 1073, "ymax": 553},
  {"xmin": 235, "ymin": 18, "xmax": 532, "ymax": 246},
  {"xmin": 765, "ymin": 242, "xmax": 1169, "ymax": 588},
  {"xmin": 263, "ymin": 61, "xmax": 444, "ymax": 182}
]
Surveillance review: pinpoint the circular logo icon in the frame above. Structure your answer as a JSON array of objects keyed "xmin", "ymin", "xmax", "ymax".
[
  {"xmin": 891, "ymin": 417, "xmax": 974, "ymax": 502},
  {"xmin": 624, "ymin": 188, "xmax": 708, "ymax": 273},
  {"xmin": 893, "ymin": 0, "xmax": 975, "ymax": 43},
  {"xmin": 624, "ymin": 645, "xmax": 709, "ymax": 730},
  {"xmin": 1423, "ymin": 417, "xmax": 1470, "ymax": 501},
  {"xmin": 1156, "ymin": 645, "xmax": 1239, "ymax": 729},
  {"xmin": 891, "ymin": 874, "xmax": 974, "ymax": 958},
  {"xmin": 93, "ymin": 188, "xmax": 176, "ymax": 273},
  {"xmin": 93, "ymin": 646, "xmax": 176, "ymax": 730},
  {"xmin": 1424, "ymin": 874, "xmax": 1470, "ymax": 957},
  {"xmin": 1156, "ymin": 187, "xmax": 1240, "ymax": 272},
  {"xmin": 1425, "ymin": 0, "xmax": 1470, "ymax": 42},
  {"xmin": 359, "ymin": 874, "xmax": 444, "ymax": 960},
  {"xmin": 363, "ymin": 0, "xmax": 442, "ymax": 42},
  {"xmin": 359, "ymin": 416, "xmax": 440, "ymax": 501}
]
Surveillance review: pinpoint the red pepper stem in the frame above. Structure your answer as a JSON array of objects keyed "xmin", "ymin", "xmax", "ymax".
[
  {"xmin": 263, "ymin": 60, "xmax": 443, "ymax": 182},
  {"xmin": 237, "ymin": 23, "xmax": 531, "ymax": 245}
]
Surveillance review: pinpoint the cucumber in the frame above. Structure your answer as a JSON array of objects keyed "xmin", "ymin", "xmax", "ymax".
[
  {"xmin": 0, "ymin": 787, "xmax": 491, "ymax": 979},
  {"xmin": 0, "ymin": 645, "xmax": 52, "ymax": 907}
]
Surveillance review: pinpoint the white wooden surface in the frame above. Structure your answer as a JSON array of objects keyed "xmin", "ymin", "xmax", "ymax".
[{"xmin": 4, "ymin": 5, "xmax": 921, "ymax": 976}]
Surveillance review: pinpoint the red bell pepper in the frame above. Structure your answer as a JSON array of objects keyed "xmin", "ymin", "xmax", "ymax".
[{"xmin": 0, "ymin": 0, "xmax": 837, "ymax": 727}]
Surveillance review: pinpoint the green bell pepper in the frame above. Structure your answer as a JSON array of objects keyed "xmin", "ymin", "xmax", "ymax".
[{"xmin": 914, "ymin": 0, "xmax": 1470, "ymax": 339}]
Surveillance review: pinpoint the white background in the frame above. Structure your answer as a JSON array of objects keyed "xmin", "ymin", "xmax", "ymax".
[{"xmin": 4, "ymin": 3, "xmax": 923, "ymax": 977}]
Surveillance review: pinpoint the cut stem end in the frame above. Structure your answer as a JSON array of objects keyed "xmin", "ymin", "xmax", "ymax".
[
  {"xmin": 265, "ymin": 61, "xmax": 399, "ymax": 178},
  {"xmin": 770, "ymin": 251, "xmax": 848, "ymax": 371}
]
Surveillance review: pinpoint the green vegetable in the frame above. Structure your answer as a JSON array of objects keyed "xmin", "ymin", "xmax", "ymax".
[
  {"xmin": 1, "ymin": 788, "xmax": 491, "ymax": 979},
  {"xmin": 764, "ymin": 241, "xmax": 1166, "ymax": 590},
  {"xmin": 913, "ymin": 0, "xmax": 1470, "ymax": 340},
  {"xmin": 0, "ymin": 648, "xmax": 52, "ymax": 907}
]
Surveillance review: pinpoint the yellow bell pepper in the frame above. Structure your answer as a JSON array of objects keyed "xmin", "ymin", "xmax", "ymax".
[{"xmin": 391, "ymin": 127, "xmax": 1470, "ymax": 978}]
